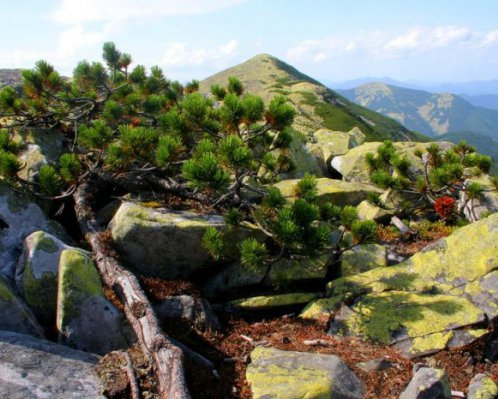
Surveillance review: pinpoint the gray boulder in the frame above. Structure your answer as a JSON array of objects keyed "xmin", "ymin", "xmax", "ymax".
[
  {"xmin": 155, "ymin": 295, "xmax": 221, "ymax": 331},
  {"xmin": 0, "ymin": 330, "xmax": 104, "ymax": 399},
  {"xmin": 246, "ymin": 346, "xmax": 364, "ymax": 399},
  {"xmin": 110, "ymin": 202, "xmax": 260, "ymax": 279},
  {"xmin": 399, "ymin": 367, "xmax": 451, "ymax": 399},
  {"xmin": 0, "ymin": 183, "xmax": 67, "ymax": 277},
  {"xmin": 56, "ymin": 249, "xmax": 133, "ymax": 354},
  {"xmin": 0, "ymin": 273, "xmax": 44, "ymax": 338}
]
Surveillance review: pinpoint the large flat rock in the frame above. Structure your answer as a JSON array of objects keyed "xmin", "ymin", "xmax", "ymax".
[
  {"xmin": 0, "ymin": 331, "xmax": 104, "ymax": 399},
  {"xmin": 246, "ymin": 346, "xmax": 364, "ymax": 399}
]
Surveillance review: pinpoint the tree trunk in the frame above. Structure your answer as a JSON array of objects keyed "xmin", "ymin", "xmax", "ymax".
[{"xmin": 74, "ymin": 179, "xmax": 191, "ymax": 399}]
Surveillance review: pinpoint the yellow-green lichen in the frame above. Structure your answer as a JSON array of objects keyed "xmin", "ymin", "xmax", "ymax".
[
  {"xmin": 342, "ymin": 291, "xmax": 484, "ymax": 344},
  {"xmin": 409, "ymin": 331, "xmax": 454, "ymax": 355},
  {"xmin": 327, "ymin": 212, "xmax": 498, "ymax": 297},
  {"xmin": 32, "ymin": 232, "xmax": 58, "ymax": 253},
  {"xmin": 471, "ymin": 376, "xmax": 498, "ymax": 399},
  {"xmin": 0, "ymin": 278, "xmax": 14, "ymax": 302},
  {"xmin": 247, "ymin": 347, "xmax": 334, "ymax": 399},
  {"xmin": 22, "ymin": 262, "xmax": 57, "ymax": 317},
  {"xmin": 229, "ymin": 292, "xmax": 319, "ymax": 310},
  {"xmin": 299, "ymin": 296, "xmax": 344, "ymax": 320},
  {"xmin": 56, "ymin": 249, "xmax": 103, "ymax": 329}
]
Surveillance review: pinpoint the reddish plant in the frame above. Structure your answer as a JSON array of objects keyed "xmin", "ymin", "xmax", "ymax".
[{"xmin": 434, "ymin": 196, "xmax": 456, "ymax": 219}]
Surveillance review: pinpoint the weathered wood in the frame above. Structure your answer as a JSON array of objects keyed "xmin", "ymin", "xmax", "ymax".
[
  {"xmin": 121, "ymin": 351, "xmax": 140, "ymax": 399},
  {"xmin": 74, "ymin": 179, "xmax": 191, "ymax": 399}
]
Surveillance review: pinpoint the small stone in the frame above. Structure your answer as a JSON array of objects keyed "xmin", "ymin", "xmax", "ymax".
[
  {"xmin": 357, "ymin": 358, "xmax": 395, "ymax": 372},
  {"xmin": 467, "ymin": 374, "xmax": 498, "ymax": 399},
  {"xmin": 399, "ymin": 367, "xmax": 451, "ymax": 399}
]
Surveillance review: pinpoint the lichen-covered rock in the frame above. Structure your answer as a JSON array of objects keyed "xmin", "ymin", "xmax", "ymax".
[
  {"xmin": 14, "ymin": 129, "xmax": 64, "ymax": 182},
  {"xmin": 56, "ymin": 249, "xmax": 131, "ymax": 354},
  {"xmin": 340, "ymin": 243, "xmax": 386, "ymax": 277},
  {"xmin": 399, "ymin": 367, "xmax": 451, "ymax": 399},
  {"xmin": 0, "ymin": 330, "xmax": 105, "ymax": 399},
  {"xmin": 246, "ymin": 346, "xmax": 364, "ymax": 399},
  {"xmin": 317, "ymin": 213, "xmax": 498, "ymax": 357},
  {"xmin": 330, "ymin": 141, "xmax": 452, "ymax": 183},
  {"xmin": 0, "ymin": 274, "xmax": 44, "ymax": 338},
  {"xmin": 306, "ymin": 127, "xmax": 365, "ymax": 175},
  {"xmin": 467, "ymin": 374, "xmax": 498, "ymax": 399},
  {"xmin": 0, "ymin": 183, "xmax": 67, "ymax": 277},
  {"xmin": 327, "ymin": 212, "xmax": 498, "ymax": 297},
  {"xmin": 110, "ymin": 202, "xmax": 260, "ymax": 279},
  {"xmin": 329, "ymin": 291, "xmax": 484, "ymax": 345},
  {"xmin": 299, "ymin": 296, "xmax": 343, "ymax": 320},
  {"xmin": 273, "ymin": 177, "xmax": 382, "ymax": 207},
  {"xmin": 203, "ymin": 256, "xmax": 328, "ymax": 298},
  {"xmin": 15, "ymin": 231, "xmax": 69, "ymax": 324},
  {"xmin": 227, "ymin": 292, "xmax": 319, "ymax": 311},
  {"xmin": 356, "ymin": 199, "xmax": 394, "ymax": 222}
]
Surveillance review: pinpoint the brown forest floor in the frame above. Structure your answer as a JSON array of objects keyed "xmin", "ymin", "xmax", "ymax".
[{"xmin": 97, "ymin": 276, "xmax": 498, "ymax": 399}]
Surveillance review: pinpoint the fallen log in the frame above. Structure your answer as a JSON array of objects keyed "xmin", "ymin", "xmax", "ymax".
[{"xmin": 74, "ymin": 179, "xmax": 191, "ymax": 399}]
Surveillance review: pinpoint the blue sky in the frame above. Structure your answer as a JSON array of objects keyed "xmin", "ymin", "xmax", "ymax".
[{"xmin": 1, "ymin": 0, "xmax": 498, "ymax": 83}]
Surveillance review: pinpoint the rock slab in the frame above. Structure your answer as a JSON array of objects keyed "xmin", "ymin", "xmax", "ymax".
[
  {"xmin": 246, "ymin": 346, "xmax": 364, "ymax": 399},
  {"xmin": 0, "ymin": 330, "xmax": 105, "ymax": 399}
]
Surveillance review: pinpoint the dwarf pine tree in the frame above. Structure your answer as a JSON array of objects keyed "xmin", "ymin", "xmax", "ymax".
[
  {"xmin": 365, "ymin": 140, "xmax": 498, "ymax": 221},
  {"xmin": 0, "ymin": 42, "xmax": 377, "ymax": 274}
]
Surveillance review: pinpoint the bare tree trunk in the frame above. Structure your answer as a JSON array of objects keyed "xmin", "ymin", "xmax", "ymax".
[{"xmin": 74, "ymin": 179, "xmax": 191, "ymax": 399}]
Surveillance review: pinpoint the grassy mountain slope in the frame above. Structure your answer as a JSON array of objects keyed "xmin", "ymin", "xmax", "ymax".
[
  {"xmin": 200, "ymin": 55, "xmax": 423, "ymax": 142},
  {"xmin": 338, "ymin": 82, "xmax": 498, "ymax": 140}
]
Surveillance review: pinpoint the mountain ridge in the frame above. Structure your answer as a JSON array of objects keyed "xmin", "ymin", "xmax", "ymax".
[{"xmin": 200, "ymin": 54, "xmax": 424, "ymax": 143}]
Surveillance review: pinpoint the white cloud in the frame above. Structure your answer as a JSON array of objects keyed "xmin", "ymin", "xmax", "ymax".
[
  {"xmin": 384, "ymin": 26, "xmax": 472, "ymax": 52},
  {"xmin": 161, "ymin": 40, "xmax": 238, "ymax": 67},
  {"xmin": 480, "ymin": 29, "xmax": 498, "ymax": 48},
  {"xmin": 0, "ymin": 49, "xmax": 46, "ymax": 68},
  {"xmin": 287, "ymin": 25, "xmax": 483, "ymax": 64},
  {"xmin": 57, "ymin": 24, "xmax": 106, "ymax": 58},
  {"xmin": 52, "ymin": 0, "xmax": 247, "ymax": 25}
]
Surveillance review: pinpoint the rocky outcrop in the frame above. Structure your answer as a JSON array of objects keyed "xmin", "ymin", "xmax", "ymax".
[
  {"xmin": 0, "ymin": 183, "xmax": 67, "ymax": 277},
  {"xmin": 203, "ymin": 256, "xmax": 328, "ymax": 298},
  {"xmin": 340, "ymin": 243, "xmax": 386, "ymax": 277},
  {"xmin": 0, "ymin": 273, "xmax": 44, "ymax": 338},
  {"xmin": 330, "ymin": 141, "xmax": 452, "ymax": 183},
  {"xmin": 56, "ymin": 249, "xmax": 132, "ymax": 354},
  {"xmin": 14, "ymin": 129, "xmax": 65, "ymax": 182},
  {"xmin": 399, "ymin": 366, "xmax": 451, "ymax": 399},
  {"xmin": 0, "ymin": 330, "xmax": 104, "ymax": 399},
  {"xmin": 110, "ymin": 202, "xmax": 261, "ymax": 279},
  {"xmin": 273, "ymin": 177, "xmax": 382, "ymax": 207},
  {"xmin": 301, "ymin": 213, "xmax": 498, "ymax": 357},
  {"xmin": 246, "ymin": 346, "xmax": 364, "ymax": 399},
  {"xmin": 306, "ymin": 127, "xmax": 365, "ymax": 176}
]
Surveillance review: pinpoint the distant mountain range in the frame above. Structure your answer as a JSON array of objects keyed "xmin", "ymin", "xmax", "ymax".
[
  {"xmin": 338, "ymin": 82, "xmax": 498, "ymax": 140},
  {"xmin": 337, "ymin": 82, "xmax": 498, "ymax": 173}
]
